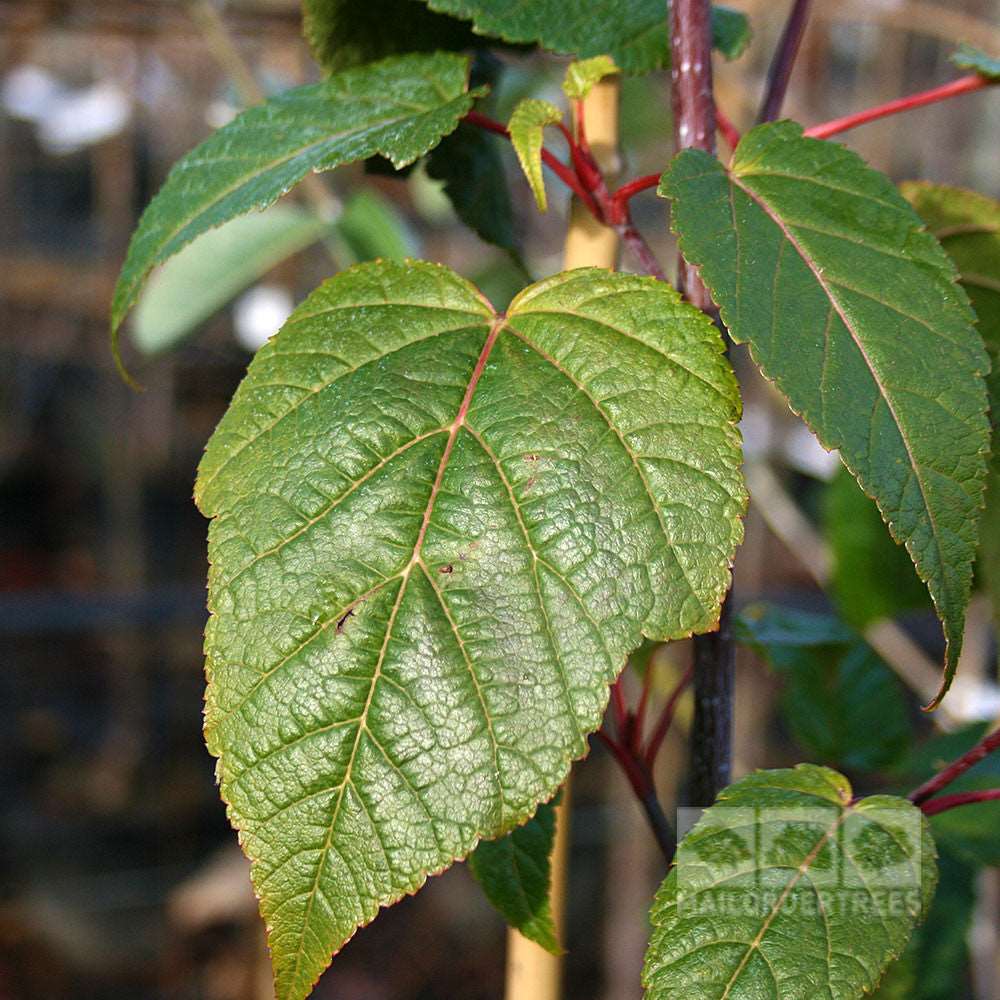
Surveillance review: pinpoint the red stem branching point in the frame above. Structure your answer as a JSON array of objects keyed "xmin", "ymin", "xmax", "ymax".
[
  {"xmin": 920, "ymin": 788, "xmax": 1000, "ymax": 817},
  {"xmin": 909, "ymin": 725, "xmax": 1000, "ymax": 806},
  {"xmin": 805, "ymin": 74, "xmax": 993, "ymax": 140}
]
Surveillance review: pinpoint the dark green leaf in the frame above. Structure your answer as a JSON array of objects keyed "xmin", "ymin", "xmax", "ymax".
[
  {"xmin": 662, "ymin": 122, "xmax": 991, "ymax": 707},
  {"xmin": 736, "ymin": 604, "xmax": 911, "ymax": 771},
  {"xmin": 902, "ymin": 182, "xmax": 1000, "ymax": 624},
  {"xmin": 950, "ymin": 43, "xmax": 1000, "ymax": 79},
  {"xmin": 111, "ymin": 53, "xmax": 481, "ymax": 340},
  {"xmin": 131, "ymin": 205, "xmax": 329, "ymax": 355},
  {"xmin": 418, "ymin": 0, "xmax": 750, "ymax": 74},
  {"xmin": 823, "ymin": 467, "xmax": 932, "ymax": 629},
  {"xmin": 644, "ymin": 765, "xmax": 937, "ymax": 1000},
  {"xmin": 197, "ymin": 261, "xmax": 745, "ymax": 999},
  {"xmin": 468, "ymin": 796, "xmax": 560, "ymax": 953},
  {"xmin": 426, "ymin": 123, "xmax": 516, "ymax": 251}
]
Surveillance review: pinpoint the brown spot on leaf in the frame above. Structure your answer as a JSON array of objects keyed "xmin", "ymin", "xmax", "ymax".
[
  {"xmin": 439, "ymin": 564, "xmax": 454, "ymax": 575},
  {"xmin": 336, "ymin": 609, "xmax": 355, "ymax": 634}
]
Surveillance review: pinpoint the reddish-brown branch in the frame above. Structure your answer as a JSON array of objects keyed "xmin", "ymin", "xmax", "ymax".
[
  {"xmin": 805, "ymin": 74, "xmax": 993, "ymax": 140},
  {"xmin": 611, "ymin": 173, "xmax": 660, "ymax": 213},
  {"xmin": 610, "ymin": 675, "xmax": 629, "ymax": 736},
  {"xmin": 643, "ymin": 662, "xmax": 694, "ymax": 770},
  {"xmin": 920, "ymin": 789, "xmax": 1000, "ymax": 817},
  {"xmin": 909, "ymin": 725, "xmax": 1000, "ymax": 806}
]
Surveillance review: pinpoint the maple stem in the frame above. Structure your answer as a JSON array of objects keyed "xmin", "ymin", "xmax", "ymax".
[
  {"xmin": 909, "ymin": 725, "xmax": 1000, "ymax": 806},
  {"xmin": 805, "ymin": 74, "xmax": 993, "ymax": 140},
  {"xmin": 920, "ymin": 789, "xmax": 1000, "ymax": 817},
  {"xmin": 758, "ymin": 0, "xmax": 813, "ymax": 123},
  {"xmin": 671, "ymin": 0, "xmax": 733, "ymax": 810}
]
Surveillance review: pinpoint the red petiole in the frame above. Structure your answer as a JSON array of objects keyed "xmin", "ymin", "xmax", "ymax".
[
  {"xmin": 805, "ymin": 73, "xmax": 994, "ymax": 140},
  {"xmin": 920, "ymin": 788, "xmax": 1000, "ymax": 817},
  {"xmin": 910, "ymin": 725, "xmax": 1000, "ymax": 806}
]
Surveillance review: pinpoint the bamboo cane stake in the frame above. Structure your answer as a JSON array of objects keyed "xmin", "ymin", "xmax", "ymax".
[{"xmin": 503, "ymin": 77, "xmax": 621, "ymax": 1000}]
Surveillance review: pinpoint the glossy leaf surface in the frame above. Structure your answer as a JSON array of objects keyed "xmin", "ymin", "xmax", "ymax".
[
  {"xmin": 112, "ymin": 53, "xmax": 480, "ymax": 337},
  {"xmin": 196, "ymin": 260, "xmax": 745, "ymax": 999},
  {"xmin": 644, "ymin": 766, "xmax": 937, "ymax": 1000},
  {"xmin": 662, "ymin": 122, "xmax": 991, "ymax": 706}
]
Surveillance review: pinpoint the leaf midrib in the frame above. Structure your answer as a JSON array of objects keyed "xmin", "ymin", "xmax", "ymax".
[{"xmin": 727, "ymin": 170, "xmax": 947, "ymax": 620}]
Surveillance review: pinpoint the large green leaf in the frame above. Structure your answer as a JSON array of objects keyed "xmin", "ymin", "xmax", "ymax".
[
  {"xmin": 662, "ymin": 122, "xmax": 991, "ymax": 707},
  {"xmin": 468, "ymin": 796, "xmax": 560, "ymax": 953},
  {"xmin": 196, "ymin": 260, "xmax": 745, "ymax": 999},
  {"xmin": 736, "ymin": 604, "xmax": 911, "ymax": 772},
  {"xmin": 131, "ymin": 205, "xmax": 329, "ymax": 355},
  {"xmin": 111, "ymin": 53, "xmax": 481, "ymax": 341},
  {"xmin": 302, "ymin": 0, "xmax": 483, "ymax": 73},
  {"xmin": 902, "ymin": 182, "xmax": 1000, "ymax": 624},
  {"xmin": 643, "ymin": 766, "xmax": 937, "ymax": 1000},
  {"xmin": 419, "ymin": 0, "xmax": 750, "ymax": 75}
]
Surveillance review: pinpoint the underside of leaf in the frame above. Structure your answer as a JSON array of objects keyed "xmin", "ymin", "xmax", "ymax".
[
  {"xmin": 661, "ymin": 121, "xmax": 990, "ymax": 708},
  {"xmin": 111, "ymin": 53, "xmax": 480, "ymax": 340},
  {"xmin": 643, "ymin": 766, "xmax": 938, "ymax": 1000},
  {"xmin": 195, "ymin": 260, "xmax": 744, "ymax": 999}
]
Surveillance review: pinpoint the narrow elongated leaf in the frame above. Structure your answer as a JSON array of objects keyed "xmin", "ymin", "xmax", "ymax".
[
  {"xmin": 736, "ymin": 604, "xmax": 912, "ymax": 771},
  {"xmin": 562, "ymin": 56, "xmax": 619, "ymax": 101},
  {"xmin": 950, "ymin": 43, "xmax": 1000, "ymax": 79},
  {"xmin": 468, "ymin": 796, "xmax": 560, "ymax": 953},
  {"xmin": 426, "ymin": 123, "xmax": 517, "ymax": 251},
  {"xmin": 508, "ymin": 99, "xmax": 563, "ymax": 212},
  {"xmin": 902, "ymin": 183, "xmax": 1000, "ymax": 624},
  {"xmin": 420, "ymin": 0, "xmax": 750, "ymax": 74},
  {"xmin": 336, "ymin": 190, "xmax": 415, "ymax": 263},
  {"xmin": 132, "ymin": 205, "xmax": 329, "ymax": 355},
  {"xmin": 643, "ymin": 766, "xmax": 937, "ymax": 1000},
  {"xmin": 197, "ymin": 261, "xmax": 745, "ymax": 999},
  {"xmin": 662, "ymin": 122, "xmax": 991, "ymax": 706},
  {"xmin": 111, "ymin": 53, "xmax": 481, "ymax": 338}
]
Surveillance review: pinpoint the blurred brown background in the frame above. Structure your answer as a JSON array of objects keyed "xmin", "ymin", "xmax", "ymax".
[{"xmin": 1, "ymin": 1, "xmax": 999, "ymax": 998}]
